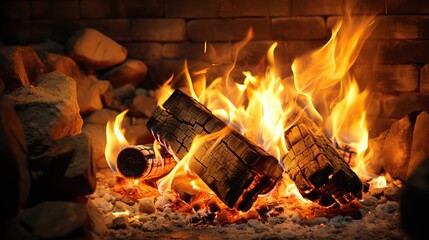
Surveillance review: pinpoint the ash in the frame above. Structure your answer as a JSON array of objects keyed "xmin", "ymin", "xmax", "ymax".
[{"xmin": 88, "ymin": 169, "xmax": 409, "ymax": 240}]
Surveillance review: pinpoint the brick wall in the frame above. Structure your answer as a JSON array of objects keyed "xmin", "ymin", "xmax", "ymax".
[{"xmin": 2, "ymin": 0, "xmax": 429, "ymax": 136}]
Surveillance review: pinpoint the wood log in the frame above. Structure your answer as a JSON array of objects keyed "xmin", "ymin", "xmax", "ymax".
[
  {"xmin": 117, "ymin": 144, "xmax": 176, "ymax": 180},
  {"xmin": 147, "ymin": 89, "xmax": 284, "ymax": 211},
  {"xmin": 283, "ymin": 121, "xmax": 363, "ymax": 207}
]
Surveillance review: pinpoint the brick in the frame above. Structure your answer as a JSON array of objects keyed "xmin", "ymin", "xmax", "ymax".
[
  {"xmin": 353, "ymin": 64, "xmax": 419, "ymax": 93},
  {"xmin": 381, "ymin": 93, "xmax": 429, "ymax": 119},
  {"xmin": 0, "ymin": 21, "xmax": 32, "ymax": 44},
  {"xmin": 372, "ymin": 16, "xmax": 419, "ymax": 39},
  {"xmin": 31, "ymin": 20, "xmax": 85, "ymax": 44},
  {"xmin": 327, "ymin": 16, "xmax": 420, "ymax": 40},
  {"xmin": 30, "ymin": 0, "xmax": 79, "ymax": 19},
  {"xmin": 138, "ymin": 60, "xmax": 162, "ymax": 89},
  {"xmin": 84, "ymin": 19, "xmax": 131, "ymax": 41},
  {"xmin": 80, "ymin": 0, "xmax": 126, "ymax": 19},
  {"xmin": 2, "ymin": 1, "xmax": 29, "ymax": 20},
  {"xmin": 420, "ymin": 64, "xmax": 429, "ymax": 93},
  {"xmin": 284, "ymin": 40, "xmax": 326, "ymax": 62},
  {"xmin": 187, "ymin": 19, "xmax": 234, "ymax": 42},
  {"xmin": 345, "ymin": 0, "xmax": 386, "ymax": 15},
  {"xmin": 365, "ymin": 94, "xmax": 382, "ymax": 117},
  {"xmin": 220, "ymin": 0, "xmax": 290, "ymax": 17},
  {"xmin": 187, "ymin": 18, "xmax": 270, "ymax": 42},
  {"xmin": 162, "ymin": 42, "xmax": 232, "ymax": 63},
  {"xmin": 234, "ymin": 18, "xmax": 271, "ymax": 40},
  {"xmin": 292, "ymin": 0, "xmax": 344, "ymax": 16},
  {"xmin": 166, "ymin": 0, "xmax": 218, "ymax": 18},
  {"xmin": 236, "ymin": 41, "xmax": 287, "ymax": 66},
  {"xmin": 272, "ymin": 17, "xmax": 325, "ymax": 40},
  {"xmin": 367, "ymin": 116, "xmax": 397, "ymax": 138},
  {"xmin": 123, "ymin": 0, "xmax": 163, "ymax": 17},
  {"xmin": 131, "ymin": 19, "xmax": 186, "ymax": 42},
  {"xmin": 121, "ymin": 42, "xmax": 162, "ymax": 60},
  {"xmin": 358, "ymin": 40, "xmax": 429, "ymax": 64},
  {"xmin": 387, "ymin": 0, "xmax": 429, "ymax": 14},
  {"xmin": 419, "ymin": 17, "xmax": 429, "ymax": 39}
]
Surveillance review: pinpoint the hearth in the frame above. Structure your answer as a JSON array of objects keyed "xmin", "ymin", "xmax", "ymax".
[{"xmin": 2, "ymin": 0, "xmax": 429, "ymax": 240}]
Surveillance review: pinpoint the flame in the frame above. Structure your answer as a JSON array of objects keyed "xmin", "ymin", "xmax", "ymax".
[
  {"xmin": 156, "ymin": 127, "xmax": 230, "ymax": 195},
  {"xmin": 104, "ymin": 12, "xmax": 384, "ymax": 212},
  {"xmin": 325, "ymin": 79, "xmax": 369, "ymax": 155},
  {"xmin": 112, "ymin": 209, "xmax": 130, "ymax": 217},
  {"xmin": 370, "ymin": 175, "xmax": 387, "ymax": 188},
  {"xmin": 105, "ymin": 110, "xmax": 129, "ymax": 172}
]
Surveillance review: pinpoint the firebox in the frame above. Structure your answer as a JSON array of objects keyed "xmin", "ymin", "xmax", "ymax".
[{"xmin": 1, "ymin": 0, "xmax": 429, "ymax": 239}]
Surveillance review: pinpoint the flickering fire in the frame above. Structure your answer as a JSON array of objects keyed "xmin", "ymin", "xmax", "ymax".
[{"xmin": 105, "ymin": 13, "xmax": 383, "ymax": 219}]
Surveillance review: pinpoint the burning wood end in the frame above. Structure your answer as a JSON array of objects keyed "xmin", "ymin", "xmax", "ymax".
[
  {"xmin": 283, "ymin": 124, "xmax": 362, "ymax": 207},
  {"xmin": 116, "ymin": 144, "xmax": 176, "ymax": 180}
]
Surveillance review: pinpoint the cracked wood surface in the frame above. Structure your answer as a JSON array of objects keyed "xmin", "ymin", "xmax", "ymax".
[{"xmin": 147, "ymin": 89, "xmax": 283, "ymax": 211}]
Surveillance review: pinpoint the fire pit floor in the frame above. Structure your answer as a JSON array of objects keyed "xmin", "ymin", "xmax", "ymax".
[{"xmin": 88, "ymin": 169, "xmax": 408, "ymax": 240}]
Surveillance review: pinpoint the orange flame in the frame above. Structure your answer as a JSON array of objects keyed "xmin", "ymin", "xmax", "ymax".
[
  {"xmin": 156, "ymin": 127, "xmax": 230, "ymax": 195},
  {"xmin": 105, "ymin": 110, "xmax": 129, "ymax": 172}
]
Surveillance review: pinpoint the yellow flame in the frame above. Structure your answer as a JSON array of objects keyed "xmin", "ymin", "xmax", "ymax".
[
  {"xmin": 291, "ymin": 16, "xmax": 374, "ymax": 122},
  {"xmin": 325, "ymin": 79, "xmax": 369, "ymax": 155},
  {"xmin": 112, "ymin": 209, "xmax": 130, "ymax": 217},
  {"xmin": 285, "ymin": 183, "xmax": 311, "ymax": 204},
  {"xmin": 105, "ymin": 110, "xmax": 129, "ymax": 172},
  {"xmin": 157, "ymin": 127, "xmax": 230, "ymax": 194},
  {"xmin": 369, "ymin": 175, "xmax": 387, "ymax": 188}
]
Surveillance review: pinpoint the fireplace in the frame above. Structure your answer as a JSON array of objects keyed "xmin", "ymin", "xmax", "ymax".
[{"xmin": 2, "ymin": 0, "xmax": 429, "ymax": 239}]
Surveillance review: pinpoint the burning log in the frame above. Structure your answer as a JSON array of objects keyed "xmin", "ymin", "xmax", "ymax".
[
  {"xmin": 283, "ymin": 109, "xmax": 363, "ymax": 207},
  {"xmin": 147, "ymin": 89, "xmax": 284, "ymax": 211},
  {"xmin": 116, "ymin": 144, "xmax": 177, "ymax": 180}
]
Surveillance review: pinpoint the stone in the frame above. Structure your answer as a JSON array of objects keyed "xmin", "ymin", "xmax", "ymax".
[
  {"xmin": 129, "ymin": 95, "xmax": 157, "ymax": 118},
  {"xmin": 86, "ymin": 199, "xmax": 108, "ymax": 238},
  {"xmin": 30, "ymin": 39, "xmax": 64, "ymax": 54},
  {"xmin": 75, "ymin": 75, "xmax": 111, "ymax": 115},
  {"xmin": 56, "ymin": 133, "xmax": 96, "ymax": 196},
  {"xmin": 84, "ymin": 108, "xmax": 121, "ymax": 125},
  {"xmin": 101, "ymin": 59, "xmax": 148, "ymax": 88},
  {"xmin": 66, "ymin": 28, "xmax": 127, "ymax": 70},
  {"xmin": 139, "ymin": 197, "xmax": 156, "ymax": 214},
  {"xmin": 365, "ymin": 130, "xmax": 388, "ymax": 175},
  {"xmin": 111, "ymin": 216, "xmax": 129, "ymax": 229},
  {"xmin": 401, "ymin": 157, "xmax": 429, "ymax": 240},
  {"xmin": 382, "ymin": 111, "xmax": 418, "ymax": 181},
  {"xmin": 8, "ymin": 71, "xmax": 83, "ymax": 149},
  {"xmin": 38, "ymin": 51, "xmax": 84, "ymax": 79},
  {"xmin": 408, "ymin": 111, "xmax": 429, "ymax": 178},
  {"xmin": 26, "ymin": 133, "xmax": 96, "ymax": 204},
  {"xmin": 19, "ymin": 201, "xmax": 89, "ymax": 239},
  {"xmin": 0, "ymin": 46, "xmax": 45, "ymax": 92},
  {"xmin": 124, "ymin": 123, "xmax": 154, "ymax": 145},
  {"xmin": 82, "ymin": 123, "xmax": 109, "ymax": 170},
  {"xmin": 0, "ymin": 94, "xmax": 30, "ymax": 219}
]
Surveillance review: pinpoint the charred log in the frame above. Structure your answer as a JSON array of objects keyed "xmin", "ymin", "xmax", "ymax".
[
  {"xmin": 147, "ymin": 89, "xmax": 284, "ymax": 211},
  {"xmin": 283, "ymin": 121, "xmax": 363, "ymax": 207},
  {"xmin": 117, "ymin": 144, "xmax": 176, "ymax": 180}
]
